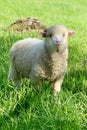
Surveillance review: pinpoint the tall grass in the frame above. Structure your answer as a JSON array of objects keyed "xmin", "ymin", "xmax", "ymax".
[{"xmin": 0, "ymin": 0, "xmax": 87, "ymax": 130}]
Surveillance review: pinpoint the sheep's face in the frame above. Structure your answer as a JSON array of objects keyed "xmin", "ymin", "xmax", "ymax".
[{"xmin": 40, "ymin": 25, "xmax": 75, "ymax": 52}]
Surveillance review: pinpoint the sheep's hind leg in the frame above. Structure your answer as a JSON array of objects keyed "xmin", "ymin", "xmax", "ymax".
[
  {"xmin": 8, "ymin": 64, "xmax": 21, "ymax": 88},
  {"xmin": 13, "ymin": 78, "xmax": 21, "ymax": 88}
]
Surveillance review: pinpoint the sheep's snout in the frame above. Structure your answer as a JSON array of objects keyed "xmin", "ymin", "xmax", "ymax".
[{"xmin": 53, "ymin": 35, "xmax": 63, "ymax": 45}]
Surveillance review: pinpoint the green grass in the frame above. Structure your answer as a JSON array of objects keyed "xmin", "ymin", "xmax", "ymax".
[{"xmin": 0, "ymin": 0, "xmax": 87, "ymax": 130}]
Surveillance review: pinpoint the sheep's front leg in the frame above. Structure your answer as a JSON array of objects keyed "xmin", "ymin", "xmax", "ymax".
[
  {"xmin": 54, "ymin": 79, "xmax": 62, "ymax": 96},
  {"xmin": 53, "ymin": 78, "xmax": 63, "ymax": 104},
  {"xmin": 54, "ymin": 80, "xmax": 60, "ymax": 96}
]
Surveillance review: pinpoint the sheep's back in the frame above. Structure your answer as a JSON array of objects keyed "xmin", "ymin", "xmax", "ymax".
[{"xmin": 10, "ymin": 38, "xmax": 44, "ymax": 78}]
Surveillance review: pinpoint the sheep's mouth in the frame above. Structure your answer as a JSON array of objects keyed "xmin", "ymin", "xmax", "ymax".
[
  {"xmin": 55, "ymin": 42, "xmax": 62, "ymax": 46},
  {"xmin": 55, "ymin": 44, "xmax": 62, "ymax": 52}
]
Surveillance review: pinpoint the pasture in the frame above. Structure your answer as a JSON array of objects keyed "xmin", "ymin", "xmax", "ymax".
[{"xmin": 0, "ymin": 0, "xmax": 87, "ymax": 129}]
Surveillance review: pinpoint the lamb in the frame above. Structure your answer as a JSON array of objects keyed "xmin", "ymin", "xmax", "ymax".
[{"xmin": 8, "ymin": 25, "xmax": 75, "ymax": 95}]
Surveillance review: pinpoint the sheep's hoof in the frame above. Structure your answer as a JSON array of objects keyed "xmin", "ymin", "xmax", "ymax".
[{"xmin": 54, "ymin": 91, "xmax": 61, "ymax": 105}]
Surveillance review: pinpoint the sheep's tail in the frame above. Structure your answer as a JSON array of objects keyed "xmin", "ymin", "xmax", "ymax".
[
  {"xmin": 8, "ymin": 65, "xmax": 12, "ymax": 81},
  {"xmin": 8, "ymin": 55, "xmax": 16, "ymax": 81}
]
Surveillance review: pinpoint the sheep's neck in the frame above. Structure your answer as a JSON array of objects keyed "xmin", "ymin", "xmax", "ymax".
[{"xmin": 41, "ymin": 43, "xmax": 53, "ymax": 78}]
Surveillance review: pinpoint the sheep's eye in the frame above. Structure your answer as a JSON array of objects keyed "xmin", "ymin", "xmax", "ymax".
[
  {"xmin": 63, "ymin": 34, "xmax": 65, "ymax": 37},
  {"xmin": 49, "ymin": 34, "xmax": 52, "ymax": 37}
]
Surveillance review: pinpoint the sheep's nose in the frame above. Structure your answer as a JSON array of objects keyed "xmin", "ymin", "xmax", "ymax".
[
  {"xmin": 56, "ymin": 40, "xmax": 61, "ymax": 44},
  {"xmin": 55, "ymin": 39, "xmax": 62, "ymax": 45},
  {"xmin": 54, "ymin": 35, "xmax": 62, "ymax": 45}
]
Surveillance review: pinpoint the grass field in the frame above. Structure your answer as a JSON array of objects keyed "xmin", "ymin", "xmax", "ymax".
[{"xmin": 0, "ymin": 0, "xmax": 87, "ymax": 130}]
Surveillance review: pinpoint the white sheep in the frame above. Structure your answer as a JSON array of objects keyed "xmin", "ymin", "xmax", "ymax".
[{"xmin": 8, "ymin": 25, "xmax": 75, "ymax": 95}]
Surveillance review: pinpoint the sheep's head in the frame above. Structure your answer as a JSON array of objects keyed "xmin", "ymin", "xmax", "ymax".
[{"xmin": 40, "ymin": 25, "xmax": 75, "ymax": 52}]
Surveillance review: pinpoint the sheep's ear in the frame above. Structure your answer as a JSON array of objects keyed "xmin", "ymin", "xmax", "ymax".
[
  {"xmin": 39, "ymin": 29, "xmax": 47, "ymax": 37},
  {"xmin": 68, "ymin": 30, "xmax": 76, "ymax": 36}
]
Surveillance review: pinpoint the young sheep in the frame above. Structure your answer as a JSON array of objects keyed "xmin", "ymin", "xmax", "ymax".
[{"xmin": 8, "ymin": 25, "xmax": 75, "ymax": 95}]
